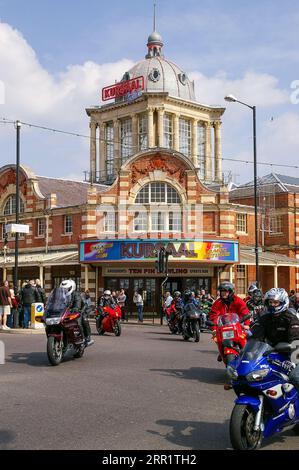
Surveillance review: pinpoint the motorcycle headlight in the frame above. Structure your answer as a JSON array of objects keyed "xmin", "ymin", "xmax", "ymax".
[
  {"xmin": 246, "ymin": 369, "xmax": 269, "ymax": 382},
  {"xmin": 227, "ymin": 365, "xmax": 238, "ymax": 379}
]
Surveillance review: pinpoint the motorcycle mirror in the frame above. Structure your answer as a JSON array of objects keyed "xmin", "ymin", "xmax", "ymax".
[{"xmin": 274, "ymin": 342, "xmax": 293, "ymax": 353}]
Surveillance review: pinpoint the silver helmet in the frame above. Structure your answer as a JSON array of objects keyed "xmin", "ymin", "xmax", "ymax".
[{"xmin": 264, "ymin": 288, "xmax": 289, "ymax": 314}]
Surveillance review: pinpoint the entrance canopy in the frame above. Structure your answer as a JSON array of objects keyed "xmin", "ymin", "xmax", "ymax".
[
  {"xmin": 240, "ymin": 249, "xmax": 299, "ymax": 267},
  {"xmin": 0, "ymin": 250, "xmax": 78, "ymax": 267}
]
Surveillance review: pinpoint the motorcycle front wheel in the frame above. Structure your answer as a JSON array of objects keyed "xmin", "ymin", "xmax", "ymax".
[
  {"xmin": 192, "ymin": 321, "xmax": 200, "ymax": 342},
  {"xmin": 96, "ymin": 318, "xmax": 105, "ymax": 335},
  {"xmin": 230, "ymin": 404, "xmax": 263, "ymax": 450},
  {"xmin": 114, "ymin": 321, "xmax": 122, "ymax": 337},
  {"xmin": 47, "ymin": 336, "xmax": 63, "ymax": 366}
]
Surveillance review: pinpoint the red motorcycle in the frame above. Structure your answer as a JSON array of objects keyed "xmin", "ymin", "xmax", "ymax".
[
  {"xmin": 165, "ymin": 303, "xmax": 183, "ymax": 334},
  {"xmin": 44, "ymin": 288, "xmax": 93, "ymax": 366},
  {"xmin": 95, "ymin": 304, "xmax": 122, "ymax": 336},
  {"xmin": 209, "ymin": 313, "xmax": 250, "ymax": 365}
]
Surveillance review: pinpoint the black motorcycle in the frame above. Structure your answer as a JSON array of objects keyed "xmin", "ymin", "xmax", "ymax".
[{"xmin": 181, "ymin": 304, "xmax": 201, "ymax": 342}]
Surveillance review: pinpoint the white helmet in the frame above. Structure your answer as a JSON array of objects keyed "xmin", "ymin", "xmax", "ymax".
[
  {"xmin": 103, "ymin": 289, "xmax": 111, "ymax": 298},
  {"xmin": 60, "ymin": 279, "xmax": 76, "ymax": 296}
]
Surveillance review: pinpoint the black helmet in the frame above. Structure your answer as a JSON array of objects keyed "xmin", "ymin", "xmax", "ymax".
[
  {"xmin": 251, "ymin": 289, "xmax": 263, "ymax": 305},
  {"xmin": 173, "ymin": 291, "xmax": 181, "ymax": 298},
  {"xmin": 248, "ymin": 282, "xmax": 258, "ymax": 296},
  {"xmin": 218, "ymin": 282, "xmax": 234, "ymax": 294},
  {"xmin": 184, "ymin": 289, "xmax": 193, "ymax": 301}
]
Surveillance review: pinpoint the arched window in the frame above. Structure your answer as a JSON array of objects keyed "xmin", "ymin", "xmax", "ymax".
[
  {"xmin": 135, "ymin": 182, "xmax": 181, "ymax": 204},
  {"xmin": 134, "ymin": 182, "xmax": 182, "ymax": 232},
  {"xmin": 3, "ymin": 195, "xmax": 25, "ymax": 215}
]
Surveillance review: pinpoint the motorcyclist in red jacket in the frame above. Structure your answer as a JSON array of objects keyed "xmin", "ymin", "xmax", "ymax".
[{"xmin": 210, "ymin": 282, "xmax": 250, "ymax": 332}]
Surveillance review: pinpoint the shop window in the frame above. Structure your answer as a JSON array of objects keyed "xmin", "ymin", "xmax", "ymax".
[
  {"xmin": 163, "ymin": 114, "xmax": 173, "ymax": 149},
  {"xmin": 135, "ymin": 182, "xmax": 181, "ymax": 204},
  {"xmin": 236, "ymin": 265, "xmax": 247, "ymax": 296},
  {"xmin": 64, "ymin": 215, "xmax": 72, "ymax": 234},
  {"xmin": 138, "ymin": 114, "xmax": 148, "ymax": 151},
  {"xmin": 3, "ymin": 195, "xmax": 25, "ymax": 215},
  {"xmin": 37, "ymin": 218, "xmax": 46, "ymax": 237},
  {"xmin": 236, "ymin": 214, "xmax": 247, "ymax": 233},
  {"xmin": 121, "ymin": 118, "xmax": 133, "ymax": 163},
  {"xmin": 269, "ymin": 215, "xmax": 283, "ymax": 234},
  {"xmin": 104, "ymin": 212, "xmax": 117, "ymax": 233},
  {"xmin": 105, "ymin": 122, "xmax": 114, "ymax": 176},
  {"xmin": 134, "ymin": 212, "xmax": 148, "ymax": 231},
  {"xmin": 179, "ymin": 117, "xmax": 191, "ymax": 157}
]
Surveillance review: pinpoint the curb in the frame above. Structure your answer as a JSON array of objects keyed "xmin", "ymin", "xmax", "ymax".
[{"xmin": 0, "ymin": 328, "xmax": 45, "ymax": 335}]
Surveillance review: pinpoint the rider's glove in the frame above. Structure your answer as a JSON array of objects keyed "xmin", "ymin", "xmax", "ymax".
[{"xmin": 281, "ymin": 360, "xmax": 296, "ymax": 374}]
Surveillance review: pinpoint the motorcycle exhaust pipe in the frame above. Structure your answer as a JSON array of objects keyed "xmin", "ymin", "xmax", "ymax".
[{"xmin": 253, "ymin": 395, "xmax": 264, "ymax": 431}]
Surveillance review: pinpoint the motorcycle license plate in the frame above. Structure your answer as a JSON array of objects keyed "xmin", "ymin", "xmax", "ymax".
[
  {"xmin": 45, "ymin": 317, "xmax": 61, "ymax": 325},
  {"xmin": 222, "ymin": 330, "xmax": 234, "ymax": 340}
]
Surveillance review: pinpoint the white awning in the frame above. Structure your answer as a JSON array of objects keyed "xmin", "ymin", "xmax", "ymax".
[
  {"xmin": 240, "ymin": 249, "xmax": 299, "ymax": 267},
  {"xmin": 0, "ymin": 250, "xmax": 78, "ymax": 267}
]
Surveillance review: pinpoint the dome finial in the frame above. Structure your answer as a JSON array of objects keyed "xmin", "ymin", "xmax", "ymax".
[{"xmin": 146, "ymin": 1, "xmax": 163, "ymax": 58}]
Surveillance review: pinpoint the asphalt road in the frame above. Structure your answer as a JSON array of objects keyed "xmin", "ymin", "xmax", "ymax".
[{"xmin": 0, "ymin": 324, "xmax": 298, "ymax": 450}]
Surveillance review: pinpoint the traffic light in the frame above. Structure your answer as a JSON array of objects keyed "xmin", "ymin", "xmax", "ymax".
[{"xmin": 155, "ymin": 247, "xmax": 165, "ymax": 273}]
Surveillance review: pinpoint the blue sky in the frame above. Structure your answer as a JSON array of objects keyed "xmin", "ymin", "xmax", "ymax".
[{"xmin": 0, "ymin": 0, "xmax": 299, "ymax": 182}]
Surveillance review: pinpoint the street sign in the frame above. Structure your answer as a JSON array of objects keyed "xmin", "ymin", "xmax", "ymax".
[{"xmin": 5, "ymin": 223, "xmax": 29, "ymax": 234}]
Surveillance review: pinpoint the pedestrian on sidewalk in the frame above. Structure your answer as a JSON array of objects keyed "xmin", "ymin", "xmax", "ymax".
[
  {"xmin": 133, "ymin": 289, "xmax": 143, "ymax": 323},
  {"xmin": 117, "ymin": 289, "xmax": 127, "ymax": 322},
  {"xmin": 0, "ymin": 280, "xmax": 12, "ymax": 330},
  {"xmin": 7, "ymin": 282, "xmax": 19, "ymax": 328},
  {"xmin": 19, "ymin": 280, "xmax": 38, "ymax": 328}
]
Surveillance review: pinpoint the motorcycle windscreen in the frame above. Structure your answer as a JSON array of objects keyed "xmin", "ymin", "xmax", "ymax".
[
  {"xmin": 45, "ymin": 287, "xmax": 69, "ymax": 318},
  {"xmin": 217, "ymin": 313, "xmax": 240, "ymax": 326},
  {"xmin": 239, "ymin": 339, "xmax": 272, "ymax": 362}
]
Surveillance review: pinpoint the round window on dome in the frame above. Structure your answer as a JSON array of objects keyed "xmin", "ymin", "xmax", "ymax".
[
  {"xmin": 178, "ymin": 73, "xmax": 187, "ymax": 85},
  {"xmin": 149, "ymin": 68, "xmax": 161, "ymax": 82}
]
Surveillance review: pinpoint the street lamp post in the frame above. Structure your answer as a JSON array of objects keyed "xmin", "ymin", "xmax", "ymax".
[
  {"xmin": 224, "ymin": 95, "xmax": 259, "ymax": 287},
  {"xmin": 14, "ymin": 120, "xmax": 21, "ymax": 295}
]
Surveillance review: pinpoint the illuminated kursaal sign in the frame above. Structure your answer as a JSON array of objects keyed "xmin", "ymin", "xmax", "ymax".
[{"xmin": 102, "ymin": 76, "xmax": 144, "ymax": 101}]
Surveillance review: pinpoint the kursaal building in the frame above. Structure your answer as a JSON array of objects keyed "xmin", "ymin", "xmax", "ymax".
[{"xmin": 1, "ymin": 26, "xmax": 299, "ymax": 312}]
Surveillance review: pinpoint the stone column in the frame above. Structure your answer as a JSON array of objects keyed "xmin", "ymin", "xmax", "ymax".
[
  {"xmin": 274, "ymin": 265, "xmax": 278, "ymax": 288},
  {"xmin": 148, "ymin": 107, "xmax": 154, "ymax": 148},
  {"xmin": 192, "ymin": 118, "xmax": 198, "ymax": 166},
  {"xmin": 89, "ymin": 121, "xmax": 97, "ymax": 183},
  {"xmin": 174, "ymin": 113, "xmax": 180, "ymax": 151},
  {"xmin": 85, "ymin": 265, "xmax": 89, "ymax": 291},
  {"xmin": 204, "ymin": 121, "xmax": 212, "ymax": 182},
  {"xmin": 99, "ymin": 122, "xmax": 106, "ymax": 177},
  {"xmin": 131, "ymin": 113, "xmax": 138, "ymax": 153},
  {"xmin": 157, "ymin": 108, "xmax": 164, "ymax": 147},
  {"xmin": 39, "ymin": 266, "xmax": 44, "ymax": 287},
  {"xmin": 113, "ymin": 119, "xmax": 120, "ymax": 171},
  {"xmin": 214, "ymin": 121, "xmax": 222, "ymax": 182}
]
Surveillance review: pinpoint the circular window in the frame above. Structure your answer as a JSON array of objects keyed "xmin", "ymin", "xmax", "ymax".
[
  {"xmin": 178, "ymin": 73, "xmax": 187, "ymax": 85},
  {"xmin": 149, "ymin": 68, "xmax": 161, "ymax": 82}
]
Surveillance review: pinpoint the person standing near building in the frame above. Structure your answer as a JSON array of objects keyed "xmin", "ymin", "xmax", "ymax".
[
  {"xmin": 20, "ymin": 280, "xmax": 38, "ymax": 328},
  {"xmin": 133, "ymin": 289, "xmax": 144, "ymax": 323},
  {"xmin": 7, "ymin": 282, "xmax": 19, "ymax": 328},
  {"xmin": 0, "ymin": 280, "xmax": 12, "ymax": 330},
  {"xmin": 117, "ymin": 289, "xmax": 127, "ymax": 322},
  {"xmin": 35, "ymin": 279, "xmax": 46, "ymax": 305}
]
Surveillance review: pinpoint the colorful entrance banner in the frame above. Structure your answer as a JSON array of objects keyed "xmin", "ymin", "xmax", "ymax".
[{"xmin": 80, "ymin": 239, "xmax": 239, "ymax": 263}]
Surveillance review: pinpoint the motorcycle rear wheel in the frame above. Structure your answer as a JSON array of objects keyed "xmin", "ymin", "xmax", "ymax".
[
  {"xmin": 114, "ymin": 321, "xmax": 122, "ymax": 337},
  {"xmin": 230, "ymin": 404, "xmax": 263, "ymax": 450},
  {"xmin": 47, "ymin": 336, "xmax": 63, "ymax": 366}
]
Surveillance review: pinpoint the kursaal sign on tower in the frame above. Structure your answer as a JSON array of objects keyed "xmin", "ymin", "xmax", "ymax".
[{"xmin": 102, "ymin": 76, "xmax": 145, "ymax": 101}]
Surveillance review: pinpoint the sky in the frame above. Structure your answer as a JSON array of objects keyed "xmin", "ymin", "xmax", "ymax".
[{"xmin": 0, "ymin": 0, "xmax": 299, "ymax": 183}]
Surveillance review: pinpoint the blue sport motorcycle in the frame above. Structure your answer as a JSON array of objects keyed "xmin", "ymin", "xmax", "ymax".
[{"xmin": 227, "ymin": 339, "xmax": 299, "ymax": 449}]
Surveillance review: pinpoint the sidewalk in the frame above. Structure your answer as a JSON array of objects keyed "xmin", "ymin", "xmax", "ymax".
[{"xmin": 0, "ymin": 318, "xmax": 166, "ymax": 335}]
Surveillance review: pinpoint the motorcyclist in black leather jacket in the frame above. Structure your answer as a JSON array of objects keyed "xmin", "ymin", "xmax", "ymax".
[
  {"xmin": 97, "ymin": 290, "xmax": 116, "ymax": 328},
  {"xmin": 60, "ymin": 280, "xmax": 93, "ymax": 346}
]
